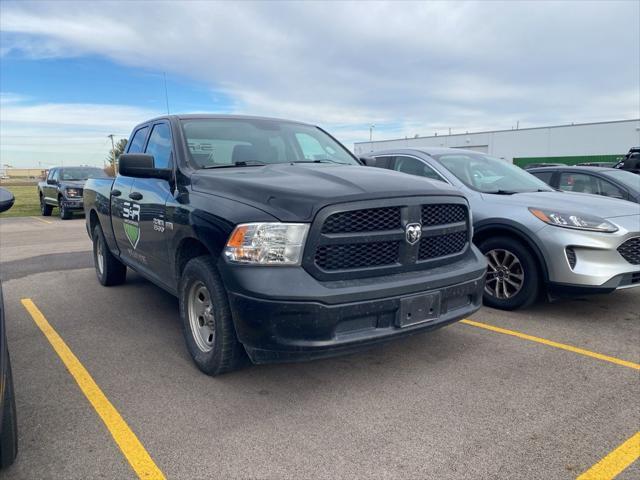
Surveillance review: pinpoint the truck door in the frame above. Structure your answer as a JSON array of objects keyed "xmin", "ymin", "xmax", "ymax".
[
  {"xmin": 44, "ymin": 168, "xmax": 58, "ymax": 204},
  {"xmin": 129, "ymin": 122, "xmax": 174, "ymax": 283},
  {"xmin": 110, "ymin": 125, "xmax": 149, "ymax": 266}
]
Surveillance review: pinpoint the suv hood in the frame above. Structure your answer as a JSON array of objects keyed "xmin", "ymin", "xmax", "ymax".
[
  {"xmin": 192, "ymin": 164, "xmax": 463, "ymax": 221},
  {"xmin": 480, "ymin": 190, "xmax": 639, "ymax": 219}
]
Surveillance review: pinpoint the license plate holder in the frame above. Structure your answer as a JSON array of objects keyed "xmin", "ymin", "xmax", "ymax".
[{"xmin": 398, "ymin": 291, "xmax": 441, "ymax": 327}]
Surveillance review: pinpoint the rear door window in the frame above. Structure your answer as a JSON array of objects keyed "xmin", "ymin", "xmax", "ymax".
[
  {"xmin": 128, "ymin": 126, "xmax": 149, "ymax": 153},
  {"xmin": 530, "ymin": 171, "xmax": 554, "ymax": 185},
  {"xmin": 393, "ymin": 156, "xmax": 446, "ymax": 182}
]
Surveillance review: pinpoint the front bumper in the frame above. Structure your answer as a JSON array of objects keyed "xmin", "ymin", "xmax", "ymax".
[
  {"xmin": 219, "ymin": 247, "xmax": 486, "ymax": 364},
  {"xmin": 60, "ymin": 197, "xmax": 84, "ymax": 210},
  {"xmin": 537, "ymin": 214, "xmax": 640, "ymax": 291}
]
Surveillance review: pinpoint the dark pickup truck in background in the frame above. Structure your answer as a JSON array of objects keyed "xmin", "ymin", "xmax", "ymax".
[
  {"xmin": 83, "ymin": 115, "xmax": 486, "ymax": 375},
  {"xmin": 38, "ymin": 166, "xmax": 109, "ymax": 219}
]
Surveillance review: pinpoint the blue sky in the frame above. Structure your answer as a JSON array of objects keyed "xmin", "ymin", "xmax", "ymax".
[{"xmin": 1, "ymin": 1, "xmax": 638, "ymax": 168}]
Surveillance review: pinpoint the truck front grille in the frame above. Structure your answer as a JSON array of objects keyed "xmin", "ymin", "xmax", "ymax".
[
  {"xmin": 617, "ymin": 237, "xmax": 640, "ymax": 265},
  {"xmin": 418, "ymin": 231, "xmax": 468, "ymax": 260},
  {"xmin": 315, "ymin": 241, "xmax": 400, "ymax": 270},
  {"xmin": 305, "ymin": 198, "xmax": 470, "ymax": 279},
  {"xmin": 322, "ymin": 207, "xmax": 401, "ymax": 233}
]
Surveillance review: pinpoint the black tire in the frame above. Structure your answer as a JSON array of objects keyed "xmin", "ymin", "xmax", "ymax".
[
  {"xmin": 59, "ymin": 198, "xmax": 72, "ymax": 220},
  {"xmin": 92, "ymin": 224, "xmax": 127, "ymax": 286},
  {"xmin": 179, "ymin": 256, "xmax": 247, "ymax": 375},
  {"xmin": 478, "ymin": 236, "xmax": 540, "ymax": 310},
  {"xmin": 40, "ymin": 196, "xmax": 52, "ymax": 216},
  {"xmin": 0, "ymin": 354, "xmax": 18, "ymax": 469}
]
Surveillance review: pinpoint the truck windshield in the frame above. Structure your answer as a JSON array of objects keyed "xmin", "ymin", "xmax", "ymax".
[
  {"xmin": 59, "ymin": 167, "xmax": 108, "ymax": 180},
  {"xmin": 180, "ymin": 118, "xmax": 359, "ymax": 168},
  {"xmin": 432, "ymin": 153, "xmax": 553, "ymax": 194}
]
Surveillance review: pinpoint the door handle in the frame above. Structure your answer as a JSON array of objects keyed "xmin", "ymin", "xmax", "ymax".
[
  {"xmin": 111, "ymin": 189, "xmax": 121, "ymax": 197},
  {"xmin": 129, "ymin": 192, "xmax": 143, "ymax": 201}
]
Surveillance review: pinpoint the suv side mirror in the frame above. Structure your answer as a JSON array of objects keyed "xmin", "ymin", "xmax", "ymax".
[
  {"xmin": 0, "ymin": 187, "xmax": 15, "ymax": 213},
  {"xmin": 119, "ymin": 154, "xmax": 172, "ymax": 180},
  {"xmin": 359, "ymin": 156, "xmax": 378, "ymax": 167}
]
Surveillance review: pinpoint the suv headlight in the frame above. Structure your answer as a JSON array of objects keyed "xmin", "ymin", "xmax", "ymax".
[
  {"xmin": 66, "ymin": 188, "xmax": 81, "ymax": 198},
  {"xmin": 529, "ymin": 208, "xmax": 618, "ymax": 233},
  {"xmin": 224, "ymin": 223, "xmax": 309, "ymax": 265}
]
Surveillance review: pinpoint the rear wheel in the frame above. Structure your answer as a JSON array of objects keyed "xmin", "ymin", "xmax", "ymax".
[
  {"xmin": 59, "ymin": 198, "xmax": 72, "ymax": 220},
  {"xmin": 179, "ymin": 256, "xmax": 246, "ymax": 375},
  {"xmin": 478, "ymin": 236, "xmax": 540, "ymax": 310},
  {"xmin": 92, "ymin": 224, "xmax": 127, "ymax": 286},
  {"xmin": 40, "ymin": 196, "xmax": 52, "ymax": 216}
]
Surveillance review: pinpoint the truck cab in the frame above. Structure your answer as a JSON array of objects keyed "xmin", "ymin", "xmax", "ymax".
[{"xmin": 84, "ymin": 115, "xmax": 486, "ymax": 375}]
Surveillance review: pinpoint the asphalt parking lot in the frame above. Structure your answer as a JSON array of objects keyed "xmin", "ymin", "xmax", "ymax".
[{"xmin": 0, "ymin": 215, "xmax": 638, "ymax": 480}]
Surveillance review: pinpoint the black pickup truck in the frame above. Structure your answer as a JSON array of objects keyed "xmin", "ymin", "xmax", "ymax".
[
  {"xmin": 38, "ymin": 166, "xmax": 109, "ymax": 219},
  {"xmin": 84, "ymin": 115, "xmax": 486, "ymax": 375}
]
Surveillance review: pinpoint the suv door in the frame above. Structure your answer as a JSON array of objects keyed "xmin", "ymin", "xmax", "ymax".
[
  {"xmin": 111, "ymin": 125, "xmax": 148, "ymax": 264},
  {"xmin": 129, "ymin": 121, "xmax": 175, "ymax": 283}
]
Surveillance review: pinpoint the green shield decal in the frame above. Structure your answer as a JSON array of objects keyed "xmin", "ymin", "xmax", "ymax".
[{"xmin": 124, "ymin": 221, "xmax": 140, "ymax": 249}]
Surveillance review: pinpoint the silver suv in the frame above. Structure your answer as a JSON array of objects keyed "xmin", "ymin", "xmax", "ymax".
[{"xmin": 366, "ymin": 148, "xmax": 640, "ymax": 310}]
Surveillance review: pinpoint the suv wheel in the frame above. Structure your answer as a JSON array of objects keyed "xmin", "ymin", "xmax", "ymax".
[
  {"xmin": 179, "ymin": 256, "xmax": 246, "ymax": 375},
  {"xmin": 92, "ymin": 224, "xmax": 127, "ymax": 286},
  {"xmin": 59, "ymin": 198, "xmax": 72, "ymax": 220},
  {"xmin": 478, "ymin": 236, "xmax": 540, "ymax": 310},
  {"xmin": 40, "ymin": 196, "xmax": 52, "ymax": 216}
]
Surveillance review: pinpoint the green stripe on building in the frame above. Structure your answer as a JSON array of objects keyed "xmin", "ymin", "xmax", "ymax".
[{"xmin": 514, "ymin": 154, "xmax": 625, "ymax": 168}]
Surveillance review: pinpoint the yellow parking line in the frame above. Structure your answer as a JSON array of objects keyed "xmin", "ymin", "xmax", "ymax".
[
  {"xmin": 577, "ymin": 431, "xmax": 640, "ymax": 479},
  {"xmin": 21, "ymin": 298, "xmax": 165, "ymax": 480},
  {"xmin": 460, "ymin": 319, "xmax": 640, "ymax": 371},
  {"xmin": 30, "ymin": 216, "xmax": 52, "ymax": 224}
]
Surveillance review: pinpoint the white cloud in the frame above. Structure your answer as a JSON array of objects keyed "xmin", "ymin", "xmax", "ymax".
[
  {"xmin": 0, "ymin": 99, "xmax": 159, "ymax": 167},
  {"xmin": 0, "ymin": 0, "xmax": 638, "ymax": 155}
]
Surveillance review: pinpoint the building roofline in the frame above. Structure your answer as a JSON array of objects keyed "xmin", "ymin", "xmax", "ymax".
[{"xmin": 354, "ymin": 118, "xmax": 640, "ymax": 145}]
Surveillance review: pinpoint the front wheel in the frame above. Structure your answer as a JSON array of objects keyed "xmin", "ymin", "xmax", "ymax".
[
  {"xmin": 59, "ymin": 199, "xmax": 72, "ymax": 220},
  {"xmin": 179, "ymin": 256, "xmax": 246, "ymax": 375},
  {"xmin": 93, "ymin": 224, "xmax": 127, "ymax": 286},
  {"xmin": 478, "ymin": 236, "xmax": 540, "ymax": 310}
]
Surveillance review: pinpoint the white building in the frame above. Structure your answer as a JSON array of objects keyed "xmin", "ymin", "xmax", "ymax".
[{"xmin": 354, "ymin": 119, "xmax": 640, "ymax": 167}]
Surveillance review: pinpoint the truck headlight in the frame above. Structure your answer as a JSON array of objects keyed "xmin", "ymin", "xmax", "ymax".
[
  {"xmin": 529, "ymin": 208, "xmax": 618, "ymax": 233},
  {"xmin": 224, "ymin": 223, "xmax": 309, "ymax": 265},
  {"xmin": 66, "ymin": 188, "xmax": 81, "ymax": 198}
]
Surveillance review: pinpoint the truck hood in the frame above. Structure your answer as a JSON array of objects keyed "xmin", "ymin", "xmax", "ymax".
[
  {"xmin": 479, "ymin": 190, "xmax": 639, "ymax": 219},
  {"xmin": 191, "ymin": 164, "xmax": 463, "ymax": 221}
]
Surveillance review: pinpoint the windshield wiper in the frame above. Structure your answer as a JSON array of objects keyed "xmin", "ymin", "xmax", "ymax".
[
  {"xmin": 202, "ymin": 161, "xmax": 266, "ymax": 169},
  {"xmin": 290, "ymin": 159, "xmax": 350, "ymax": 165},
  {"xmin": 485, "ymin": 189, "xmax": 520, "ymax": 195}
]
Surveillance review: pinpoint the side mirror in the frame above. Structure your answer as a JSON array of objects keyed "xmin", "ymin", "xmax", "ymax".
[
  {"xmin": 0, "ymin": 187, "xmax": 15, "ymax": 213},
  {"xmin": 119, "ymin": 154, "xmax": 172, "ymax": 180},
  {"xmin": 359, "ymin": 156, "xmax": 378, "ymax": 167},
  {"xmin": 47, "ymin": 178, "xmax": 56, "ymax": 185}
]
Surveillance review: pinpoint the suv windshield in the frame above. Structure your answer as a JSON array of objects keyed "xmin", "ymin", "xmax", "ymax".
[
  {"xmin": 432, "ymin": 153, "xmax": 553, "ymax": 193},
  {"xmin": 181, "ymin": 118, "xmax": 359, "ymax": 168},
  {"xmin": 603, "ymin": 169, "xmax": 640, "ymax": 191},
  {"xmin": 59, "ymin": 167, "xmax": 108, "ymax": 181}
]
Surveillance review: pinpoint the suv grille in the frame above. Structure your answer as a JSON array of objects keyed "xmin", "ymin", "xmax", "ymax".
[
  {"xmin": 617, "ymin": 237, "xmax": 640, "ymax": 265},
  {"xmin": 307, "ymin": 199, "xmax": 469, "ymax": 278}
]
